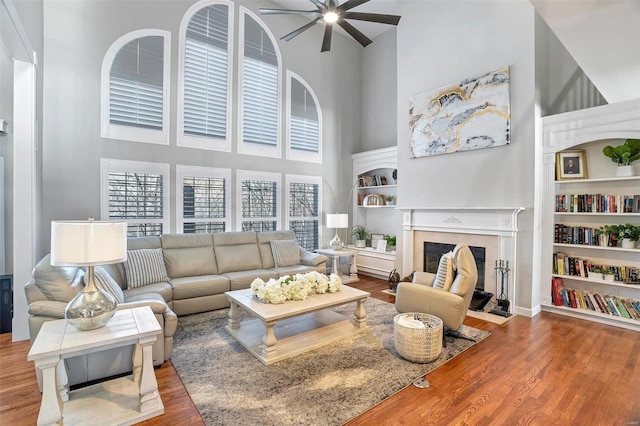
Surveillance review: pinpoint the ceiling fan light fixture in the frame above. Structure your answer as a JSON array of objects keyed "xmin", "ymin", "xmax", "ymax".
[{"xmin": 323, "ymin": 11, "xmax": 339, "ymax": 23}]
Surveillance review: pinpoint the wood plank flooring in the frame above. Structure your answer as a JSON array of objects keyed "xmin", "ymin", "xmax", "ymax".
[{"xmin": 2, "ymin": 275, "xmax": 639, "ymax": 425}]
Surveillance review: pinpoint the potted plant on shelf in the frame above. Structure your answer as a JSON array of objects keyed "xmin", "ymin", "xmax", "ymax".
[
  {"xmin": 352, "ymin": 225, "xmax": 370, "ymax": 248},
  {"xmin": 602, "ymin": 138, "xmax": 640, "ymax": 177},
  {"xmin": 617, "ymin": 223, "xmax": 640, "ymax": 249},
  {"xmin": 589, "ymin": 267, "xmax": 615, "ymax": 282},
  {"xmin": 594, "ymin": 225, "xmax": 620, "ymax": 247},
  {"xmin": 385, "ymin": 195, "xmax": 396, "ymax": 206},
  {"xmin": 385, "ymin": 235, "xmax": 396, "ymax": 251}
]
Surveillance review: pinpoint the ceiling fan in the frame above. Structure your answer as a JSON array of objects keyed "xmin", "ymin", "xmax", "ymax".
[{"xmin": 260, "ymin": 0, "xmax": 401, "ymax": 52}]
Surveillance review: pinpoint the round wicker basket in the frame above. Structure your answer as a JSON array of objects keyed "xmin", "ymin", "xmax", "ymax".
[{"xmin": 393, "ymin": 313, "xmax": 443, "ymax": 363}]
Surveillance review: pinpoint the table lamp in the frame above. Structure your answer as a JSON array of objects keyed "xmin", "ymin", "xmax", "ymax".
[
  {"xmin": 50, "ymin": 219, "xmax": 128, "ymax": 331},
  {"xmin": 326, "ymin": 213, "xmax": 348, "ymax": 250}
]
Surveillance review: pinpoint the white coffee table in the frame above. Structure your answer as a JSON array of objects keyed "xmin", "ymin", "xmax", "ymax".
[
  {"xmin": 225, "ymin": 285, "xmax": 370, "ymax": 365},
  {"xmin": 27, "ymin": 306, "xmax": 164, "ymax": 426}
]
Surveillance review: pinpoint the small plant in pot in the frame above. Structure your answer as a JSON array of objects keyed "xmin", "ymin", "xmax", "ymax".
[
  {"xmin": 385, "ymin": 195, "xmax": 396, "ymax": 206},
  {"xmin": 384, "ymin": 235, "xmax": 396, "ymax": 250},
  {"xmin": 617, "ymin": 223, "xmax": 640, "ymax": 249},
  {"xmin": 352, "ymin": 225, "xmax": 370, "ymax": 248},
  {"xmin": 603, "ymin": 138, "xmax": 640, "ymax": 177},
  {"xmin": 594, "ymin": 225, "xmax": 620, "ymax": 247},
  {"xmin": 590, "ymin": 267, "xmax": 615, "ymax": 282}
]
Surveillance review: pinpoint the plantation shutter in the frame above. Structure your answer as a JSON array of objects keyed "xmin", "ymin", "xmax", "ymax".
[
  {"xmin": 110, "ymin": 36, "xmax": 164, "ymax": 130},
  {"xmin": 290, "ymin": 78, "xmax": 319, "ymax": 153},
  {"xmin": 242, "ymin": 16, "xmax": 278, "ymax": 146},
  {"xmin": 184, "ymin": 4, "xmax": 229, "ymax": 139},
  {"xmin": 108, "ymin": 171, "xmax": 164, "ymax": 236}
]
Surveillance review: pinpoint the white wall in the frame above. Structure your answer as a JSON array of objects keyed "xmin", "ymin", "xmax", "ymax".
[
  {"xmin": 0, "ymin": 38, "xmax": 13, "ymax": 275},
  {"xmin": 395, "ymin": 0, "xmax": 537, "ymax": 311}
]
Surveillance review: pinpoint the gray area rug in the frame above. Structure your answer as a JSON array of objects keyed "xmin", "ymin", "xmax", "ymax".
[{"xmin": 171, "ymin": 298, "xmax": 490, "ymax": 425}]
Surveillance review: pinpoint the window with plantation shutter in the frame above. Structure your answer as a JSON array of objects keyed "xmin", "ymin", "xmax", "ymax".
[
  {"xmin": 178, "ymin": 1, "xmax": 233, "ymax": 151},
  {"xmin": 286, "ymin": 175, "xmax": 322, "ymax": 251},
  {"xmin": 237, "ymin": 170, "xmax": 280, "ymax": 231},
  {"xmin": 176, "ymin": 165, "xmax": 231, "ymax": 233},
  {"xmin": 287, "ymin": 72, "xmax": 322, "ymax": 163},
  {"xmin": 101, "ymin": 30, "xmax": 171, "ymax": 145},
  {"xmin": 238, "ymin": 8, "xmax": 281, "ymax": 158},
  {"xmin": 100, "ymin": 159, "xmax": 170, "ymax": 236}
]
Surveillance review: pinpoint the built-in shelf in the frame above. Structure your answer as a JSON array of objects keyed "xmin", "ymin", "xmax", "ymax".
[
  {"xmin": 554, "ymin": 212, "xmax": 640, "ymax": 216},
  {"xmin": 542, "ymin": 303, "xmax": 640, "ymax": 331},
  {"xmin": 553, "ymin": 243, "xmax": 639, "ymax": 253},
  {"xmin": 358, "ymin": 184, "xmax": 397, "ymax": 190},
  {"xmin": 551, "ymin": 273, "xmax": 640, "ymax": 289},
  {"xmin": 555, "ymin": 176, "xmax": 640, "ymax": 185}
]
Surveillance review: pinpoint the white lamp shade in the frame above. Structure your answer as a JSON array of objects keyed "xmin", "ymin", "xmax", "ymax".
[
  {"xmin": 326, "ymin": 213, "xmax": 348, "ymax": 229},
  {"xmin": 51, "ymin": 220, "xmax": 128, "ymax": 266}
]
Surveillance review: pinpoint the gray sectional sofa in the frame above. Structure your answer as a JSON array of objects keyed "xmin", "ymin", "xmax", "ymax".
[{"xmin": 25, "ymin": 230, "xmax": 327, "ymax": 386}]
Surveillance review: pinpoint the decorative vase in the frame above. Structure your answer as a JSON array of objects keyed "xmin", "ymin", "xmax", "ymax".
[
  {"xmin": 65, "ymin": 266, "xmax": 117, "ymax": 331},
  {"xmin": 621, "ymin": 238, "xmax": 636, "ymax": 249},
  {"xmin": 355, "ymin": 240, "xmax": 366, "ymax": 248},
  {"xmin": 616, "ymin": 165, "xmax": 635, "ymax": 177}
]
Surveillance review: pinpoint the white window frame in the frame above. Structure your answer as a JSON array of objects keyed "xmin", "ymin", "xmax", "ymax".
[
  {"xmin": 177, "ymin": 0, "xmax": 234, "ymax": 152},
  {"xmin": 286, "ymin": 71, "xmax": 322, "ymax": 163},
  {"xmin": 237, "ymin": 7, "xmax": 282, "ymax": 159},
  {"xmin": 100, "ymin": 29, "xmax": 171, "ymax": 145},
  {"xmin": 236, "ymin": 170, "xmax": 281, "ymax": 231},
  {"xmin": 100, "ymin": 158, "xmax": 171, "ymax": 234},
  {"xmin": 285, "ymin": 174, "xmax": 322, "ymax": 250},
  {"xmin": 176, "ymin": 164, "xmax": 231, "ymax": 233}
]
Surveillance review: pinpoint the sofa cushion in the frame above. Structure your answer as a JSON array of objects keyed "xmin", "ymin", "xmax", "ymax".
[
  {"xmin": 223, "ymin": 269, "xmax": 278, "ymax": 291},
  {"xmin": 33, "ymin": 254, "xmax": 84, "ymax": 302},
  {"xmin": 169, "ymin": 275, "xmax": 230, "ymax": 300},
  {"xmin": 123, "ymin": 282, "xmax": 173, "ymax": 303},
  {"xmin": 300, "ymin": 249, "xmax": 327, "ymax": 267},
  {"xmin": 272, "ymin": 265, "xmax": 323, "ymax": 276},
  {"xmin": 270, "ymin": 240, "xmax": 301, "ymax": 267},
  {"xmin": 161, "ymin": 234, "xmax": 217, "ymax": 278},
  {"xmin": 124, "ymin": 248, "xmax": 170, "ymax": 290},
  {"xmin": 127, "ymin": 236, "xmax": 162, "ymax": 250},
  {"xmin": 257, "ymin": 230, "xmax": 297, "ymax": 269},
  {"xmin": 89, "ymin": 266, "xmax": 125, "ymax": 304},
  {"xmin": 213, "ymin": 232, "xmax": 262, "ymax": 273},
  {"xmin": 432, "ymin": 251, "xmax": 454, "ymax": 291}
]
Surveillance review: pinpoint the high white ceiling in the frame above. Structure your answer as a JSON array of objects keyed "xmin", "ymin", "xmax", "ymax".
[{"xmin": 268, "ymin": 0, "xmax": 399, "ymax": 41}]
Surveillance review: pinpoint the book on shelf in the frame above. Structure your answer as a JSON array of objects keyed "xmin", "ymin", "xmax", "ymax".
[
  {"xmin": 555, "ymin": 285, "xmax": 640, "ymax": 321},
  {"xmin": 555, "ymin": 194, "xmax": 638, "ymax": 213}
]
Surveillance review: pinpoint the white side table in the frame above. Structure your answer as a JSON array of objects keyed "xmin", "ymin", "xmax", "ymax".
[
  {"xmin": 315, "ymin": 248, "xmax": 359, "ymax": 284},
  {"xmin": 27, "ymin": 306, "xmax": 164, "ymax": 426}
]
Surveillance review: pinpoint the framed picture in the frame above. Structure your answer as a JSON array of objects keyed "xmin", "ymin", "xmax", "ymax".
[
  {"xmin": 634, "ymin": 195, "xmax": 640, "ymax": 213},
  {"xmin": 371, "ymin": 233, "xmax": 384, "ymax": 248},
  {"xmin": 376, "ymin": 240, "xmax": 387, "ymax": 252},
  {"xmin": 556, "ymin": 150, "xmax": 587, "ymax": 180}
]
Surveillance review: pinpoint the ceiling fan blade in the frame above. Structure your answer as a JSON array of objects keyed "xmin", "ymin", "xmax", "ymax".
[
  {"xmin": 338, "ymin": 0, "xmax": 370, "ymax": 12},
  {"xmin": 337, "ymin": 19, "xmax": 372, "ymax": 47},
  {"xmin": 343, "ymin": 11, "xmax": 401, "ymax": 25},
  {"xmin": 308, "ymin": 0, "xmax": 327, "ymax": 11},
  {"xmin": 260, "ymin": 8, "xmax": 320, "ymax": 15},
  {"xmin": 281, "ymin": 17, "xmax": 322, "ymax": 42},
  {"xmin": 321, "ymin": 23, "xmax": 333, "ymax": 52}
]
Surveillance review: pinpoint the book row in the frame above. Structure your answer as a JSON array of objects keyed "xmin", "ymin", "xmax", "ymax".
[
  {"xmin": 551, "ymin": 277, "xmax": 640, "ymax": 320},
  {"xmin": 554, "ymin": 224, "xmax": 605, "ymax": 246},
  {"xmin": 552, "ymin": 252, "xmax": 640, "ymax": 283},
  {"xmin": 358, "ymin": 175, "xmax": 389, "ymax": 187},
  {"xmin": 555, "ymin": 194, "xmax": 639, "ymax": 213}
]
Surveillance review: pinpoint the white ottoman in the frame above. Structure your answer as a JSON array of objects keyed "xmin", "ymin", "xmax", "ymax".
[{"xmin": 394, "ymin": 312, "xmax": 443, "ymax": 363}]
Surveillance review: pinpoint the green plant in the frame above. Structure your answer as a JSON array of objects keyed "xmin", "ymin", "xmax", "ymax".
[
  {"xmin": 384, "ymin": 195, "xmax": 395, "ymax": 203},
  {"xmin": 602, "ymin": 139, "xmax": 640, "ymax": 166},
  {"xmin": 352, "ymin": 225, "xmax": 370, "ymax": 241},
  {"xmin": 384, "ymin": 235, "xmax": 396, "ymax": 247},
  {"xmin": 594, "ymin": 224, "xmax": 620, "ymax": 236},
  {"xmin": 590, "ymin": 267, "xmax": 614, "ymax": 278},
  {"xmin": 617, "ymin": 223, "xmax": 640, "ymax": 241}
]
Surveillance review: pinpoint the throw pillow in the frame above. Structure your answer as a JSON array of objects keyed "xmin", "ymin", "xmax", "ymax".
[
  {"xmin": 432, "ymin": 251, "xmax": 454, "ymax": 291},
  {"xmin": 123, "ymin": 248, "xmax": 169, "ymax": 290},
  {"xmin": 87, "ymin": 266, "xmax": 125, "ymax": 304},
  {"xmin": 270, "ymin": 240, "xmax": 301, "ymax": 267}
]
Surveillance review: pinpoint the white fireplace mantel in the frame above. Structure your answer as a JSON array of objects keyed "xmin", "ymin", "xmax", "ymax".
[{"xmin": 399, "ymin": 206, "xmax": 525, "ymax": 315}]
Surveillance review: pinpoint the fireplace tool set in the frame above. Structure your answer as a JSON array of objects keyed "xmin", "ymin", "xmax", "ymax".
[{"xmin": 489, "ymin": 259, "xmax": 512, "ymax": 317}]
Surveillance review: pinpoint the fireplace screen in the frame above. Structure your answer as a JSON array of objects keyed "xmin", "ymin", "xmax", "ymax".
[{"xmin": 423, "ymin": 242, "xmax": 485, "ymax": 291}]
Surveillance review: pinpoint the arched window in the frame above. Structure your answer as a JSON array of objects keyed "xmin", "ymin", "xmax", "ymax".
[
  {"xmin": 238, "ymin": 7, "xmax": 281, "ymax": 158},
  {"xmin": 101, "ymin": 29, "xmax": 171, "ymax": 144},
  {"xmin": 177, "ymin": 0, "xmax": 233, "ymax": 151},
  {"xmin": 287, "ymin": 71, "xmax": 322, "ymax": 163}
]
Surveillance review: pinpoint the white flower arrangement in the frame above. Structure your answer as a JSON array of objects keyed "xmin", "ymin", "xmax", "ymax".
[{"xmin": 250, "ymin": 271, "xmax": 342, "ymax": 304}]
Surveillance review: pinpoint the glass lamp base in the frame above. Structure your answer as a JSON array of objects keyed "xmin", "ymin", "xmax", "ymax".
[
  {"xmin": 330, "ymin": 234, "xmax": 343, "ymax": 251},
  {"xmin": 65, "ymin": 286, "xmax": 117, "ymax": 331}
]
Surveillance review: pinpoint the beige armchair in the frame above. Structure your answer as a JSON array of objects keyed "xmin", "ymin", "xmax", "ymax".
[{"xmin": 395, "ymin": 244, "xmax": 478, "ymax": 339}]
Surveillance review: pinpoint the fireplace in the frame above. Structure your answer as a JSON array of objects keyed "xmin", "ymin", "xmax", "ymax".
[{"xmin": 423, "ymin": 242, "xmax": 486, "ymax": 291}]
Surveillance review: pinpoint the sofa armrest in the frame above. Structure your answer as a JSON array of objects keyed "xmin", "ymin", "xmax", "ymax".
[
  {"xmin": 120, "ymin": 292, "xmax": 168, "ymax": 314},
  {"xmin": 28, "ymin": 300, "xmax": 67, "ymax": 319},
  {"xmin": 412, "ymin": 271, "xmax": 437, "ymax": 286},
  {"xmin": 301, "ymin": 251, "xmax": 327, "ymax": 267},
  {"xmin": 395, "ymin": 282, "xmax": 466, "ymax": 330}
]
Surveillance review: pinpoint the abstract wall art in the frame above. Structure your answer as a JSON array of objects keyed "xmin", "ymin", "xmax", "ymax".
[{"xmin": 409, "ymin": 67, "xmax": 510, "ymax": 158}]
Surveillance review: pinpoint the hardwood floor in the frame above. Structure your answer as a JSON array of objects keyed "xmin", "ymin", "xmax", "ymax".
[{"xmin": 2, "ymin": 275, "xmax": 639, "ymax": 425}]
